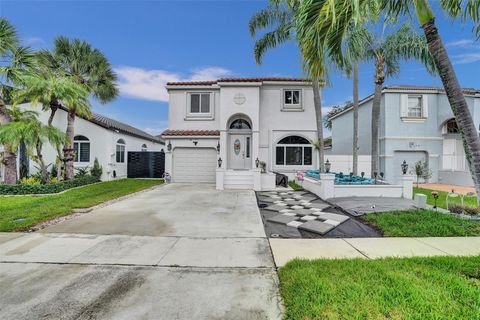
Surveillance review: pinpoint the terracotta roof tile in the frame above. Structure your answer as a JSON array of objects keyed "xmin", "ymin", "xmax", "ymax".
[
  {"xmin": 167, "ymin": 77, "xmax": 309, "ymax": 86},
  {"xmin": 162, "ymin": 129, "xmax": 220, "ymax": 137}
]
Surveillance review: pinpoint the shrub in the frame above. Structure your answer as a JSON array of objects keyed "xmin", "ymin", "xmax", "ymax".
[
  {"xmin": 20, "ymin": 177, "xmax": 41, "ymax": 185},
  {"xmin": 90, "ymin": 158, "xmax": 103, "ymax": 179},
  {"xmin": 464, "ymin": 206, "xmax": 480, "ymax": 216},
  {"xmin": 0, "ymin": 176, "xmax": 98, "ymax": 195},
  {"xmin": 448, "ymin": 204, "xmax": 465, "ymax": 214},
  {"xmin": 75, "ymin": 166, "xmax": 90, "ymax": 178}
]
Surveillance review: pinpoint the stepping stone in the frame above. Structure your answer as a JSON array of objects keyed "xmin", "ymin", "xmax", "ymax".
[
  {"xmin": 274, "ymin": 201, "xmax": 287, "ymax": 205},
  {"xmin": 264, "ymin": 205, "xmax": 288, "ymax": 212},
  {"xmin": 293, "ymin": 195, "xmax": 303, "ymax": 200},
  {"xmin": 284, "ymin": 200, "xmax": 303, "ymax": 206},
  {"xmin": 267, "ymin": 214, "xmax": 299, "ymax": 225},
  {"xmin": 298, "ymin": 220, "xmax": 335, "ymax": 235},
  {"xmin": 279, "ymin": 209, "xmax": 292, "ymax": 213},
  {"xmin": 310, "ymin": 208, "xmax": 324, "ymax": 212},
  {"xmin": 316, "ymin": 212, "xmax": 349, "ymax": 223},
  {"xmin": 279, "ymin": 192, "xmax": 289, "ymax": 196},
  {"xmin": 300, "ymin": 215, "xmax": 318, "ymax": 221},
  {"xmin": 299, "ymin": 194, "xmax": 318, "ymax": 200},
  {"xmin": 310, "ymin": 211, "xmax": 326, "ymax": 216},
  {"xmin": 270, "ymin": 195, "xmax": 282, "ymax": 199},
  {"xmin": 290, "ymin": 209, "xmax": 315, "ymax": 216},
  {"xmin": 291, "ymin": 205, "xmax": 305, "ymax": 210},
  {"xmin": 323, "ymin": 219, "xmax": 341, "ymax": 226},
  {"xmin": 287, "ymin": 221, "xmax": 304, "ymax": 228},
  {"xmin": 282, "ymin": 212, "xmax": 297, "ymax": 217},
  {"xmin": 304, "ymin": 202, "xmax": 330, "ymax": 210},
  {"xmin": 282, "ymin": 198, "xmax": 295, "ymax": 201}
]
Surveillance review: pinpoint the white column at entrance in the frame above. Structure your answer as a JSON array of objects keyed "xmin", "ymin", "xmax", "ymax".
[
  {"xmin": 252, "ymin": 131, "xmax": 260, "ymax": 169},
  {"xmin": 219, "ymin": 130, "xmax": 227, "ymax": 169}
]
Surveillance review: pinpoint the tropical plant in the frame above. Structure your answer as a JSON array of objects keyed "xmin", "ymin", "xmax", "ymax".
[
  {"xmin": 323, "ymin": 102, "xmax": 351, "ymax": 130},
  {"xmin": 90, "ymin": 157, "xmax": 103, "ymax": 179},
  {"xmin": 0, "ymin": 107, "xmax": 67, "ymax": 184},
  {"xmin": 38, "ymin": 37, "xmax": 118, "ymax": 180},
  {"xmin": 0, "ymin": 18, "xmax": 34, "ymax": 184},
  {"xmin": 74, "ymin": 166, "xmax": 90, "ymax": 178},
  {"xmin": 249, "ymin": 2, "xmax": 326, "ymax": 172},
  {"xmin": 293, "ymin": 0, "xmax": 480, "ymax": 205}
]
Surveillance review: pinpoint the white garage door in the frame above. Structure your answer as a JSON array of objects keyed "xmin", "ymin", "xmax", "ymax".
[{"xmin": 173, "ymin": 148, "xmax": 217, "ymax": 183}]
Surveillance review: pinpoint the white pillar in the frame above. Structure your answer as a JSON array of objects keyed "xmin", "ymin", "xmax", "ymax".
[
  {"xmin": 216, "ymin": 168, "xmax": 225, "ymax": 190},
  {"xmin": 220, "ymin": 131, "xmax": 227, "ymax": 169},
  {"xmin": 253, "ymin": 168, "xmax": 261, "ymax": 191},
  {"xmin": 252, "ymin": 131, "xmax": 260, "ymax": 169},
  {"xmin": 320, "ymin": 173, "xmax": 335, "ymax": 199},
  {"xmin": 399, "ymin": 175, "xmax": 414, "ymax": 199}
]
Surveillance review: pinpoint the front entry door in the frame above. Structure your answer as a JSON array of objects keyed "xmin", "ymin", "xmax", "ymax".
[{"xmin": 229, "ymin": 134, "xmax": 251, "ymax": 169}]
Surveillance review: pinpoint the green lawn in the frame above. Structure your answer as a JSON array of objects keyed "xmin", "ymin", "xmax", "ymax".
[
  {"xmin": 0, "ymin": 179, "xmax": 163, "ymax": 232},
  {"xmin": 279, "ymin": 256, "xmax": 480, "ymax": 320},
  {"xmin": 413, "ymin": 187, "xmax": 477, "ymax": 209},
  {"xmin": 288, "ymin": 180, "xmax": 302, "ymax": 191},
  {"xmin": 362, "ymin": 209, "xmax": 480, "ymax": 237}
]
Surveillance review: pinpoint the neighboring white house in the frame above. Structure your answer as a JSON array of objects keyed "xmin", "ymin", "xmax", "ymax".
[
  {"xmin": 0, "ymin": 104, "xmax": 165, "ymax": 182},
  {"xmin": 162, "ymin": 77, "xmax": 320, "ymax": 190},
  {"xmin": 326, "ymin": 85, "xmax": 480, "ymax": 187}
]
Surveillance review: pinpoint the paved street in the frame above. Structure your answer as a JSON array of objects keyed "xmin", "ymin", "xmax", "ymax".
[{"xmin": 0, "ymin": 184, "xmax": 282, "ymax": 320}]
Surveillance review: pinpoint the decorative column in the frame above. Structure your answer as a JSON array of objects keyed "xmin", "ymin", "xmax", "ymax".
[
  {"xmin": 399, "ymin": 175, "xmax": 414, "ymax": 199},
  {"xmin": 252, "ymin": 131, "xmax": 260, "ymax": 169},
  {"xmin": 319, "ymin": 173, "xmax": 336, "ymax": 199}
]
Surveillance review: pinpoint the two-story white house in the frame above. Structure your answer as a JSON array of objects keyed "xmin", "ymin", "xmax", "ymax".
[
  {"xmin": 162, "ymin": 77, "xmax": 320, "ymax": 190},
  {"xmin": 327, "ymin": 85, "xmax": 480, "ymax": 187}
]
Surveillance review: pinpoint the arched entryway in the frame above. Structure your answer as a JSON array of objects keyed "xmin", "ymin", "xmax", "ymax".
[{"xmin": 227, "ymin": 115, "xmax": 252, "ymax": 169}]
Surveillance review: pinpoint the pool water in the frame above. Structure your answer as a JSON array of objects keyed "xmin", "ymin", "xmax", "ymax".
[{"xmin": 305, "ymin": 170, "xmax": 375, "ymax": 185}]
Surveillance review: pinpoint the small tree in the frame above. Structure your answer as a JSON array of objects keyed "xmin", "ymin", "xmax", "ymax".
[
  {"xmin": 414, "ymin": 160, "xmax": 432, "ymax": 187},
  {"xmin": 90, "ymin": 157, "xmax": 103, "ymax": 180}
]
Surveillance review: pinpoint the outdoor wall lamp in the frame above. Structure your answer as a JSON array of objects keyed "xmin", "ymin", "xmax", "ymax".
[
  {"xmin": 167, "ymin": 141, "xmax": 172, "ymax": 152},
  {"xmin": 325, "ymin": 159, "xmax": 331, "ymax": 173},
  {"xmin": 255, "ymin": 157, "xmax": 260, "ymax": 168},
  {"xmin": 401, "ymin": 160, "xmax": 408, "ymax": 175},
  {"xmin": 218, "ymin": 157, "xmax": 223, "ymax": 168},
  {"xmin": 216, "ymin": 141, "xmax": 220, "ymax": 153},
  {"xmin": 193, "ymin": 140, "xmax": 198, "ymax": 146}
]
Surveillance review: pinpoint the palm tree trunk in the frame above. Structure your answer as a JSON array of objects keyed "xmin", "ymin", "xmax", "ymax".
[
  {"xmin": 0, "ymin": 101, "xmax": 17, "ymax": 184},
  {"xmin": 352, "ymin": 62, "xmax": 359, "ymax": 176},
  {"xmin": 420, "ymin": 18, "xmax": 480, "ymax": 201},
  {"xmin": 64, "ymin": 109, "xmax": 76, "ymax": 180},
  {"xmin": 312, "ymin": 79, "xmax": 325, "ymax": 173},
  {"xmin": 36, "ymin": 141, "xmax": 48, "ymax": 184},
  {"xmin": 371, "ymin": 57, "xmax": 384, "ymax": 178},
  {"xmin": 48, "ymin": 104, "xmax": 58, "ymax": 126}
]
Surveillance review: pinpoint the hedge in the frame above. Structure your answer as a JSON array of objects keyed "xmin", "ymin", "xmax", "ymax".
[{"xmin": 0, "ymin": 176, "xmax": 99, "ymax": 195}]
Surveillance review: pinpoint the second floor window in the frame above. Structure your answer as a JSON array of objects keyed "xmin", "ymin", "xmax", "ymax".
[
  {"xmin": 284, "ymin": 89, "xmax": 301, "ymax": 109},
  {"xmin": 407, "ymin": 96, "xmax": 423, "ymax": 118},
  {"xmin": 190, "ymin": 93, "xmax": 210, "ymax": 113}
]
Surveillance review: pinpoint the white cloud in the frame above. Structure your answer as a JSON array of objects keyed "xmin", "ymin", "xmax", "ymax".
[
  {"xmin": 452, "ymin": 53, "xmax": 480, "ymax": 64},
  {"xmin": 446, "ymin": 39, "xmax": 476, "ymax": 48},
  {"xmin": 23, "ymin": 36, "xmax": 46, "ymax": 48},
  {"xmin": 115, "ymin": 66, "xmax": 233, "ymax": 102}
]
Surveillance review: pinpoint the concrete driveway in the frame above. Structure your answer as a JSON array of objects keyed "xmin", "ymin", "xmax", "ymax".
[{"xmin": 0, "ymin": 184, "xmax": 282, "ymax": 320}]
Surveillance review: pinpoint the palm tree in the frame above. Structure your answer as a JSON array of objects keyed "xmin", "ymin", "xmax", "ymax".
[
  {"xmin": 39, "ymin": 37, "xmax": 118, "ymax": 179},
  {"xmin": 294, "ymin": 0, "xmax": 480, "ymax": 202},
  {"xmin": 249, "ymin": 2, "xmax": 325, "ymax": 172},
  {"xmin": 0, "ymin": 107, "xmax": 67, "ymax": 184},
  {"xmin": 14, "ymin": 72, "xmax": 90, "ymax": 179},
  {"xmin": 0, "ymin": 18, "xmax": 34, "ymax": 184}
]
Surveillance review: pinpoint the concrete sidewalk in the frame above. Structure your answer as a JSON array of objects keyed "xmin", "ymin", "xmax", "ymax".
[{"xmin": 270, "ymin": 237, "xmax": 480, "ymax": 266}]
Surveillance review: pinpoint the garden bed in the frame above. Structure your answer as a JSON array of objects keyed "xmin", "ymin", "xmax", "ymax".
[
  {"xmin": 0, "ymin": 176, "xmax": 99, "ymax": 195},
  {"xmin": 279, "ymin": 256, "xmax": 480, "ymax": 320},
  {"xmin": 0, "ymin": 178, "xmax": 164, "ymax": 232}
]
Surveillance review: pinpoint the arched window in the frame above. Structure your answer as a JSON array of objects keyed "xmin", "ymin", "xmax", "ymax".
[
  {"xmin": 141, "ymin": 144, "xmax": 147, "ymax": 152},
  {"xmin": 116, "ymin": 139, "xmax": 126, "ymax": 163},
  {"xmin": 73, "ymin": 135, "xmax": 90, "ymax": 163},
  {"xmin": 229, "ymin": 119, "xmax": 251, "ymax": 130},
  {"xmin": 445, "ymin": 119, "xmax": 460, "ymax": 134},
  {"xmin": 275, "ymin": 135, "xmax": 312, "ymax": 166}
]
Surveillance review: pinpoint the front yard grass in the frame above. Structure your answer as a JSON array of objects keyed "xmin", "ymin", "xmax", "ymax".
[
  {"xmin": 413, "ymin": 187, "xmax": 477, "ymax": 209},
  {"xmin": 279, "ymin": 256, "xmax": 480, "ymax": 320},
  {"xmin": 0, "ymin": 178, "xmax": 163, "ymax": 232},
  {"xmin": 362, "ymin": 209, "xmax": 480, "ymax": 237}
]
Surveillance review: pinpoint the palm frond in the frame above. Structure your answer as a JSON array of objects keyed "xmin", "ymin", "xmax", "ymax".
[{"xmin": 0, "ymin": 18, "xmax": 18, "ymax": 54}]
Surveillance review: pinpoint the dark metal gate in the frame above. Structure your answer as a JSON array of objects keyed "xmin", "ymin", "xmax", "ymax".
[{"xmin": 127, "ymin": 151, "xmax": 165, "ymax": 178}]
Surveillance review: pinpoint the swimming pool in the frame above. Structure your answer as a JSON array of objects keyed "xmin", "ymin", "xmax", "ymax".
[{"xmin": 305, "ymin": 170, "xmax": 376, "ymax": 185}]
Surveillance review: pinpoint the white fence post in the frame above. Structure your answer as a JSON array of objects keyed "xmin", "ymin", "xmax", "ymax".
[{"xmin": 399, "ymin": 175, "xmax": 414, "ymax": 199}]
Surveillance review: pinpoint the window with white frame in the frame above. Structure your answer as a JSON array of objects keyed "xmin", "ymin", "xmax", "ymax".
[
  {"xmin": 141, "ymin": 144, "xmax": 147, "ymax": 152},
  {"xmin": 275, "ymin": 136, "xmax": 312, "ymax": 166},
  {"xmin": 283, "ymin": 89, "xmax": 302, "ymax": 110},
  {"xmin": 116, "ymin": 139, "xmax": 126, "ymax": 163},
  {"xmin": 188, "ymin": 92, "xmax": 211, "ymax": 115},
  {"xmin": 407, "ymin": 95, "xmax": 423, "ymax": 118},
  {"xmin": 73, "ymin": 135, "xmax": 90, "ymax": 163}
]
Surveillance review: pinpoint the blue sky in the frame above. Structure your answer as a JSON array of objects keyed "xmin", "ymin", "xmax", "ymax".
[{"xmin": 2, "ymin": 0, "xmax": 479, "ymax": 136}]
